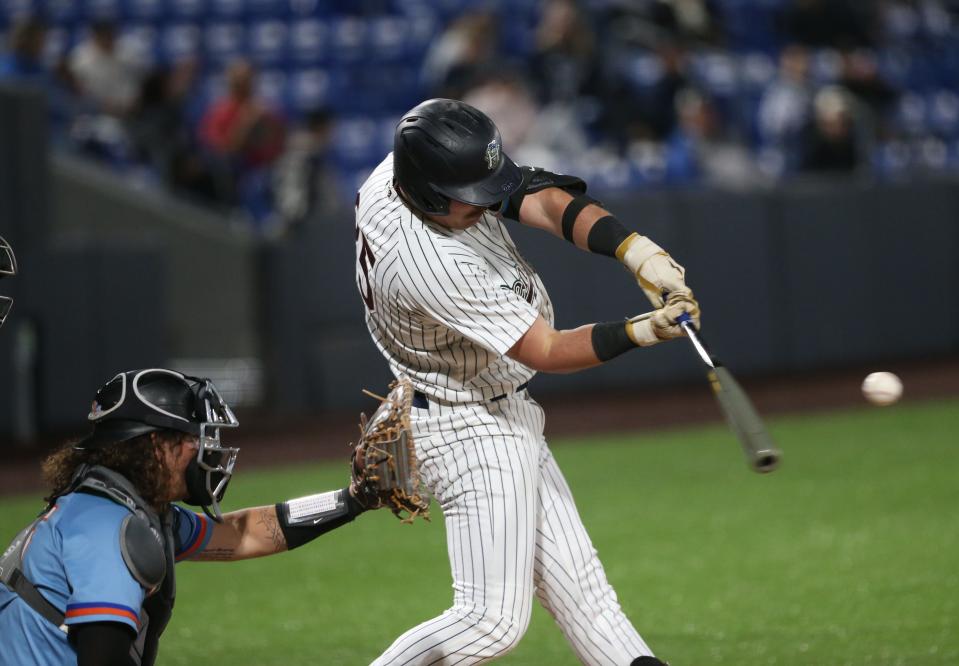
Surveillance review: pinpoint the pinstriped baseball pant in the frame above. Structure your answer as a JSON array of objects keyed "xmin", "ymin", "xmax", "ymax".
[{"xmin": 371, "ymin": 392, "xmax": 654, "ymax": 666}]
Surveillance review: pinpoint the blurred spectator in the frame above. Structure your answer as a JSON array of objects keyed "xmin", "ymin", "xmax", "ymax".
[
  {"xmin": 462, "ymin": 72, "xmax": 539, "ymax": 151},
  {"xmin": 0, "ymin": 16, "xmax": 47, "ymax": 80},
  {"xmin": 780, "ymin": 0, "xmax": 876, "ymax": 49},
  {"xmin": 529, "ymin": 0, "xmax": 602, "ymax": 105},
  {"xmin": 421, "ymin": 11, "xmax": 500, "ymax": 98},
  {"xmin": 758, "ymin": 45, "xmax": 813, "ymax": 150},
  {"xmin": 462, "ymin": 70, "xmax": 589, "ymax": 169},
  {"xmin": 199, "ymin": 59, "xmax": 287, "ymax": 227},
  {"xmin": 128, "ymin": 61, "xmax": 225, "ymax": 205},
  {"xmin": 0, "ymin": 17, "xmax": 76, "ymax": 127},
  {"xmin": 273, "ymin": 108, "xmax": 338, "ymax": 230},
  {"xmin": 199, "ymin": 59, "xmax": 286, "ymax": 170},
  {"xmin": 666, "ymin": 88, "xmax": 761, "ymax": 188},
  {"xmin": 604, "ymin": 0, "xmax": 722, "ymax": 49},
  {"xmin": 837, "ymin": 49, "xmax": 899, "ymax": 136},
  {"xmin": 801, "ymin": 86, "xmax": 861, "ymax": 172},
  {"xmin": 629, "ymin": 44, "xmax": 691, "ymax": 142},
  {"xmin": 68, "ymin": 20, "xmax": 144, "ymax": 116}
]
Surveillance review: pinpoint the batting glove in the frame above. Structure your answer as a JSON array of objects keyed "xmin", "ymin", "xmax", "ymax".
[
  {"xmin": 617, "ymin": 233, "xmax": 689, "ymax": 309},
  {"xmin": 627, "ymin": 297, "xmax": 701, "ymax": 347}
]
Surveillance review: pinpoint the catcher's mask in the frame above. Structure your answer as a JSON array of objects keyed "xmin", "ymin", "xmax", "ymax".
[
  {"xmin": 77, "ymin": 368, "xmax": 240, "ymax": 521},
  {"xmin": 0, "ymin": 235, "xmax": 17, "ymax": 328},
  {"xmin": 393, "ymin": 98, "xmax": 523, "ymax": 216}
]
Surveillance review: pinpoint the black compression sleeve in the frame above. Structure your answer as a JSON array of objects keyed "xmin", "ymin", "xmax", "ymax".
[
  {"xmin": 591, "ymin": 321, "xmax": 639, "ymax": 362},
  {"xmin": 587, "ymin": 216, "xmax": 634, "ymax": 258},
  {"xmin": 276, "ymin": 487, "xmax": 366, "ymax": 550},
  {"xmin": 71, "ymin": 621, "xmax": 136, "ymax": 666}
]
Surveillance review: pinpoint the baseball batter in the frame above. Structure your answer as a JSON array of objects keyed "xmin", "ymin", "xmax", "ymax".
[{"xmin": 355, "ymin": 99, "xmax": 700, "ymax": 665}]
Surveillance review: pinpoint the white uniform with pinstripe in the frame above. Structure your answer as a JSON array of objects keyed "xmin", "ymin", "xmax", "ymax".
[{"xmin": 356, "ymin": 155, "xmax": 653, "ymax": 665}]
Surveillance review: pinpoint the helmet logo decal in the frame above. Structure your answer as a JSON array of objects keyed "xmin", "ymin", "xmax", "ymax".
[{"xmin": 485, "ymin": 139, "xmax": 500, "ymax": 170}]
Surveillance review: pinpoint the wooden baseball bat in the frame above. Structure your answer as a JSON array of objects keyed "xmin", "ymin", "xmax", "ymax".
[{"xmin": 630, "ymin": 311, "xmax": 782, "ymax": 473}]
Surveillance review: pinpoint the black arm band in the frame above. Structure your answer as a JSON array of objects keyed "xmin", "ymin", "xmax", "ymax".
[
  {"xmin": 561, "ymin": 195, "xmax": 598, "ymax": 242},
  {"xmin": 71, "ymin": 621, "xmax": 137, "ymax": 666},
  {"xmin": 591, "ymin": 321, "xmax": 639, "ymax": 362},
  {"xmin": 276, "ymin": 487, "xmax": 366, "ymax": 551},
  {"xmin": 586, "ymin": 215, "xmax": 634, "ymax": 258}
]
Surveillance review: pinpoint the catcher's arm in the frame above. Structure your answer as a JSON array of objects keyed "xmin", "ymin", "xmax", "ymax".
[{"xmin": 194, "ymin": 489, "xmax": 367, "ymax": 561}]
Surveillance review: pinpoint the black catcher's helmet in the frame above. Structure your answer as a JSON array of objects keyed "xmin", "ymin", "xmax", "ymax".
[
  {"xmin": 0, "ymin": 236, "xmax": 17, "ymax": 328},
  {"xmin": 393, "ymin": 98, "xmax": 523, "ymax": 215},
  {"xmin": 78, "ymin": 369, "xmax": 240, "ymax": 520}
]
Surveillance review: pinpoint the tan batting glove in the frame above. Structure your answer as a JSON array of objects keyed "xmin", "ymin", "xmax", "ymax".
[
  {"xmin": 626, "ymin": 297, "xmax": 702, "ymax": 347},
  {"xmin": 616, "ymin": 233, "xmax": 688, "ymax": 308}
]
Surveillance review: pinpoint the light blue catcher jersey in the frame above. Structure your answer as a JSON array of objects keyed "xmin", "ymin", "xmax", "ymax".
[{"xmin": 0, "ymin": 493, "xmax": 213, "ymax": 666}]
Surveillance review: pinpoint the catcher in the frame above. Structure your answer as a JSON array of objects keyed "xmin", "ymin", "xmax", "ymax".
[{"xmin": 0, "ymin": 370, "xmax": 424, "ymax": 666}]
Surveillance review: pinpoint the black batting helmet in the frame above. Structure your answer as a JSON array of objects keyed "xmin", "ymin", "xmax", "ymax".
[
  {"xmin": 393, "ymin": 98, "xmax": 523, "ymax": 215},
  {"xmin": 0, "ymin": 236, "xmax": 16, "ymax": 328}
]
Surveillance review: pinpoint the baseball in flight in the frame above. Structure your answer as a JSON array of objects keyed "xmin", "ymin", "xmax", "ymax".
[{"xmin": 861, "ymin": 371, "xmax": 903, "ymax": 406}]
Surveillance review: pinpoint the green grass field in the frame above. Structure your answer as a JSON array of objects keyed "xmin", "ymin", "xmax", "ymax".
[{"xmin": 2, "ymin": 398, "xmax": 957, "ymax": 665}]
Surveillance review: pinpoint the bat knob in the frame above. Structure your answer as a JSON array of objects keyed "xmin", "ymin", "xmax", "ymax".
[{"xmin": 676, "ymin": 312, "xmax": 693, "ymax": 325}]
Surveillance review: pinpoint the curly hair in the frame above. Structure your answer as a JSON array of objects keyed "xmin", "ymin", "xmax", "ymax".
[{"xmin": 42, "ymin": 432, "xmax": 180, "ymax": 510}]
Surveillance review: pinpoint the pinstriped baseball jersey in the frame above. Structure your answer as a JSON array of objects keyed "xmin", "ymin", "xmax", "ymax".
[{"xmin": 355, "ymin": 155, "xmax": 554, "ymax": 404}]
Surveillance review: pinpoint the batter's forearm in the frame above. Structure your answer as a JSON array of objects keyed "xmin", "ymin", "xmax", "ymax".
[
  {"xmin": 510, "ymin": 319, "xmax": 639, "ymax": 373},
  {"xmin": 524, "ymin": 188, "xmax": 636, "ymax": 257}
]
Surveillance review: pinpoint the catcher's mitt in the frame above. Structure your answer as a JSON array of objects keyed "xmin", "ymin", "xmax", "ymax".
[{"xmin": 350, "ymin": 377, "xmax": 430, "ymax": 523}]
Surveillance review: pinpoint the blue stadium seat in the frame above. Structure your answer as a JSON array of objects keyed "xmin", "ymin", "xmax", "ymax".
[
  {"xmin": 82, "ymin": 0, "xmax": 123, "ymax": 20},
  {"xmin": 204, "ymin": 21, "xmax": 246, "ymax": 64},
  {"xmin": 738, "ymin": 52, "xmax": 776, "ymax": 92},
  {"xmin": 160, "ymin": 22, "xmax": 201, "ymax": 62},
  {"xmin": 368, "ymin": 15, "xmax": 407, "ymax": 63},
  {"xmin": 328, "ymin": 16, "xmax": 367, "ymax": 63},
  {"xmin": 256, "ymin": 67, "xmax": 287, "ymax": 107},
  {"xmin": 691, "ymin": 52, "xmax": 739, "ymax": 98},
  {"xmin": 118, "ymin": 24, "xmax": 158, "ymax": 67},
  {"xmin": 331, "ymin": 116, "xmax": 382, "ymax": 169},
  {"xmin": 119, "ymin": 0, "xmax": 166, "ymax": 21},
  {"xmin": 927, "ymin": 90, "xmax": 959, "ymax": 137},
  {"xmin": 208, "ymin": 0, "xmax": 245, "ymax": 19},
  {"xmin": 43, "ymin": 26, "xmax": 73, "ymax": 64},
  {"xmin": 289, "ymin": 18, "xmax": 328, "ymax": 64},
  {"xmin": 288, "ymin": 67, "xmax": 331, "ymax": 112},
  {"xmin": 46, "ymin": 0, "xmax": 81, "ymax": 24},
  {"xmin": 0, "ymin": 0, "xmax": 33, "ymax": 25},
  {"xmin": 896, "ymin": 92, "xmax": 927, "ymax": 135},
  {"xmin": 168, "ymin": 0, "xmax": 207, "ymax": 20},
  {"xmin": 246, "ymin": 0, "xmax": 289, "ymax": 19},
  {"xmin": 248, "ymin": 19, "xmax": 288, "ymax": 65}
]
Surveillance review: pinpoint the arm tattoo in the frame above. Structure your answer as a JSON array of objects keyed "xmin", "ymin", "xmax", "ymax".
[
  {"xmin": 200, "ymin": 547, "xmax": 237, "ymax": 561},
  {"xmin": 256, "ymin": 507, "xmax": 286, "ymax": 551}
]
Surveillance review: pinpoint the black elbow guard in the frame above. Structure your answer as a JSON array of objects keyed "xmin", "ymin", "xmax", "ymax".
[
  {"xmin": 276, "ymin": 488, "xmax": 366, "ymax": 550},
  {"xmin": 500, "ymin": 166, "xmax": 588, "ymax": 222}
]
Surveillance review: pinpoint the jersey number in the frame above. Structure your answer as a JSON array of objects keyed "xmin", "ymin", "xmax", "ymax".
[{"xmin": 355, "ymin": 226, "xmax": 376, "ymax": 311}]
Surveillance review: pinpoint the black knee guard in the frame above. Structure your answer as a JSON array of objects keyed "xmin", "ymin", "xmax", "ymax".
[{"xmin": 631, "ymin": 658, "xmax": 668, "ymax": 666}]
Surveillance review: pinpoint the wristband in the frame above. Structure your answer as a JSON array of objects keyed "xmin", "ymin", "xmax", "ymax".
[
  {"xmin": 586, "ymin": 215, "xmax": 634, "ymax": 258},
  {"xmin": 591, "ymin": 321, "xmax": 639, "ymax": 362},
  {"xmin": 276, "ymin": 487, "xmax": 365, "ymax": 550}
]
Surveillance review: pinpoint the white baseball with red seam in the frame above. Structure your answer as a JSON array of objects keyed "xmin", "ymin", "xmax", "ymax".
[{"xmin": 861, "ymin": 372, "xmax": 903, "ymax": 406}]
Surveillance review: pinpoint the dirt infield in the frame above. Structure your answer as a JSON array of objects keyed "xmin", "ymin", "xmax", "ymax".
[{"xmin": 2, "ymin": 356, "xmax": 957, "ymax": 498}]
